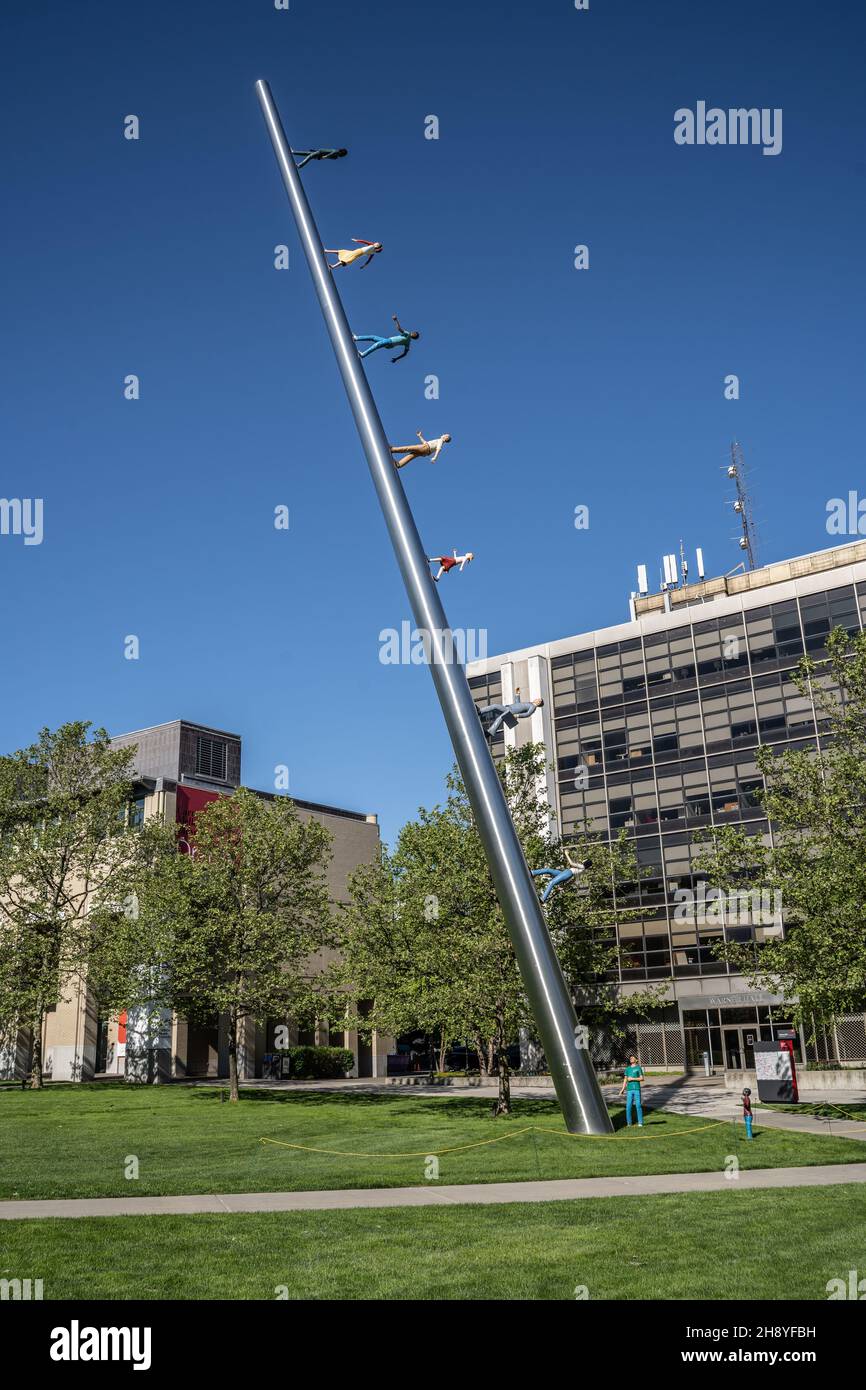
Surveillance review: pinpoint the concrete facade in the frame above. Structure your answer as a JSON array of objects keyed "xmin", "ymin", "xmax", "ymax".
[{"xmin": 467, "ymin": 540, "xmax": 866, "ymax": 1072}]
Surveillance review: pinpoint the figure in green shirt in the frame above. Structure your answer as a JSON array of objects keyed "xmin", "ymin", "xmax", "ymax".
[{"xmin": 618, "ymin": 1052, "xmax": 645, "ymax": 1127}]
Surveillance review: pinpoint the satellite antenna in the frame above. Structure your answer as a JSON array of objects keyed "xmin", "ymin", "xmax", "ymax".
[
  {"xmin": 636, "ymin": 564, "xmax": 648, "ymax": 596},
  {"xmin": 696, "ymin": 547, "xmax": 705, "ymax": 580}
]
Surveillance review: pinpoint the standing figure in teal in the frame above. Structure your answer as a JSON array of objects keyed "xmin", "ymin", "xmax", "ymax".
[
  {"xmin": 619, "ymin": 1052, "xmax": 645, "ymax": 1127},
  {"xmin": 354, "ymin": 314, "xmax": 420, "ymax": 363}
]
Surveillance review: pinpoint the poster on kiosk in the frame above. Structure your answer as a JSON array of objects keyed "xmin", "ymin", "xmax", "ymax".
[{"xmin": 753, "ymin": 1038, "xmax": 799, "ymax": 1104}]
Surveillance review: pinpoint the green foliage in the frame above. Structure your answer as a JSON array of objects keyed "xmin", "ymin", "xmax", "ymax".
[
  {"xmin": 333, "ymin": 743, "xmax": 662, "ymax": 1110},
  {"xmin": 109, "ymin": 787, "xmax": 336, "ymax": 1098},
  {"xmin": 276, "ymin": 1045, "xmax": 354, "ymax": 1079},
  {"xmin": 695, "ymin": 626, "xmax": 866, "ymax": 1031},
  {"xmin": 0, "ymin": 723, "xmax": 140, "ymax": 1085}
]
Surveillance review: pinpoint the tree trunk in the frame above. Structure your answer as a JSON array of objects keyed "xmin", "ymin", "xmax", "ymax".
[
  {"xmin": 227, "ymin": 1012, "xmax": 240, "ymax": 1102},
  {"xmin": 474, "ymin": 1035, "xmax": 488, "ymax": 1076},
  {"xmin": 492, "ymin": 1045, "xmax": 511, "ymax": 1116},
  {"xmin": 437, "ymin": 1029, "xmax": 448, "ymax": 1073},
  {"xmin": 29, "ymin": 1013, "xmax": 44, "ymax": 1089},
  {"xmin": 486, "ymin": 1039, "xmax": 495, "ymax": 1076}
]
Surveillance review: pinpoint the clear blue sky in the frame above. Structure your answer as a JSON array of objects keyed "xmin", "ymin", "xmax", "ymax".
[{"xmin": 1, "ymin": 0, "xmax": 864, "ymax": 848}]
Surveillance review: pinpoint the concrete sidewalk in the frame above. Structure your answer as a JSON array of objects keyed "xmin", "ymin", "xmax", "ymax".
[
  {"xmin": 3, "ymin": 1161, "xmax": 866, "ymax": 1220},
  {"xmin": 635, "ymin": 1078, "xmax": 866, "ymax": 1140}
]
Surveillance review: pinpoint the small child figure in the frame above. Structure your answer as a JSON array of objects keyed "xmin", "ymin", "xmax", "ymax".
[
  {"xmin": 391, "ymin": 432, "xmax": 452, "ymax": 469},
  {"xmin": 428, "ymin": 551, "xmax": 474, "ymax": 581},
  {"xmin": 742, "ymin": 1086, "xmax": 754, "ymax": 1139},
  {"xmin": 324, "ymin": 238, "xmax": 383, "ymax": 269}
]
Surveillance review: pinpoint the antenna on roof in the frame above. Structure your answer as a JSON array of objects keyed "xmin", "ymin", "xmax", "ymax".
[{"xmin": 726, "ymin": 442, "xmax": 757, "ymax": 569}]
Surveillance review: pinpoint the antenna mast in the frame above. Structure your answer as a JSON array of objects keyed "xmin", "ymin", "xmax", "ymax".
[{"xmin": 727, "ymin": 442, "xmax": 757, "ymax": 569}]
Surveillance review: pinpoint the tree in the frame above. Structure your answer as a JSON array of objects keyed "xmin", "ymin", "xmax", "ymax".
[
  {"xmin": 0, "ymin": 723, "xmax": 139, "ymax": 1087},
  {"xmin": 117, "ymin": 788, "xmax": 335, "ymax": 1101},
  {"xmin": 695, "ymin": 626, "xmax": 866, "ymax": 1033},
  {"xmin": 336, "ymin": 743, "xmax": 657, "ymax": 1115}
]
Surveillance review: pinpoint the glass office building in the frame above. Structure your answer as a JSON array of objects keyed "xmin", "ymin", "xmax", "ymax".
[{"xmin": 468, "ymin": 540, "xmax": 866, "ymax": 1071}]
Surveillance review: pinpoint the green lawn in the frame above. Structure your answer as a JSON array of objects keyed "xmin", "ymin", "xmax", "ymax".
[
  {"xmin": 1, "ymin": 1083, "xmax": 864, "ymax": 1200},
  {"xmin": 2, "ymin": 1185, "xmax": 864, "ymax": 1299},
  {"xmin": 761, "ymin": 1100, "xmax": 866, "ymax": 1122}
]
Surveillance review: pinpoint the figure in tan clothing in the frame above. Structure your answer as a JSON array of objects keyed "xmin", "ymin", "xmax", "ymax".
[{"xmin": 391, "ymin": 432, "xmax": 452, "ymax": 469}]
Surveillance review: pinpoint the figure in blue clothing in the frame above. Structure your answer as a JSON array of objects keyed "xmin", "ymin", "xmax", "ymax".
[
  {"xmin": 619, "ymin": 1052, "xmax": 645, "ymax": 1127},
  {"xmin": 531, "ymin": 848, "xmax": 586, "ymax": 902},
  {"xmin": 354, "ymin": 314, "xmax": 420, "ymax": 363},
  {"xmin": 478, "ymin": 689, "xmax": 544, "ymax": 741},
  {"xmin": 742, "ymin": 1086, "xmax": 754, "ymax": 1139}
]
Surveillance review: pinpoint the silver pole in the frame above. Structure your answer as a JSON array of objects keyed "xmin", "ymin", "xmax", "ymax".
[{"xmin": 254, "ymin": 79, "xmax": 612, "ymax": 1135}]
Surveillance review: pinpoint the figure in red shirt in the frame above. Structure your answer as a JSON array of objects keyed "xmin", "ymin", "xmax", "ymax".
[{"xmin": 428, "ymin": 551, "xmax": 474, "ymax": 582}]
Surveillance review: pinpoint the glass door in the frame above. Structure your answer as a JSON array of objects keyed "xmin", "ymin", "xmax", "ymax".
[{"xmin": 723, "ymin": 1027, "xmax": 743, "ymax": 1070}]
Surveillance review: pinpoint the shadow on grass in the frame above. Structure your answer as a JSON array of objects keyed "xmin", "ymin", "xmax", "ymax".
[{"xmin": 190, "ymin": 1088, "xmax": 573, "ymax": 1120}]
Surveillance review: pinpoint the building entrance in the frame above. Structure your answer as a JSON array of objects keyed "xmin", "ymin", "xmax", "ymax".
[{"xmin": 722, "ymin": 1026, "xmax": 757, "ymax": 1071}]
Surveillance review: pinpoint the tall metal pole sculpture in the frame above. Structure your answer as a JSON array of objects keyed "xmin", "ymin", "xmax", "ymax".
[{"xmin": 255, "ymin": 79, "xmax": 612, "ymax": 1135}]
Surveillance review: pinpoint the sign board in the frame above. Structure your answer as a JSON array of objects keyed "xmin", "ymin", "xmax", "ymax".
[{"xmin": 753, "ymin": 1040, "xmax": 799, "ymax": 1103}]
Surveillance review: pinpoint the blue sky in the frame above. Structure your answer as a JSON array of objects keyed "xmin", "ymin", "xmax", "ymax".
[{"xmin": 1, "ymin": 0, "xmax": 864, "ymax": 848}]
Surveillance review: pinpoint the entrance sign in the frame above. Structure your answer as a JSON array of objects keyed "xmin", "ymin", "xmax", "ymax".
[{"xmin": 753, "ymin": 1040, "xmax": 799, "ymax": 1103}]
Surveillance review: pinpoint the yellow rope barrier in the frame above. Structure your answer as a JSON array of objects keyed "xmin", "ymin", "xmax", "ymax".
[{"xmin": 258, "ymin": 1117, "xmax": 727, "ymax": 1160}]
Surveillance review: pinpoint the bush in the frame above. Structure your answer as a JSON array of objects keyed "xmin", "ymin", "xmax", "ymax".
[{"xmin": 276, "ymin": 1046, "xmax": 354, "ymax": 1079}]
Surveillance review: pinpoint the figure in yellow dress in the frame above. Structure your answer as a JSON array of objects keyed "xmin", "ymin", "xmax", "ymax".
[{"xmin": 324, "ymin": 237, "xmax": 383, "ymax": 270}]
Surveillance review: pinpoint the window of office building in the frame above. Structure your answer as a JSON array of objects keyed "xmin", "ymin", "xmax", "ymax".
[
  {"xmin": 800, "ymin": 585, "xmax": 859, "ymax": 652},
  {"xmin": 656, "ymin": 765, "xmax": 711, "ymax": 830},
  {"xmin": 560, "ymin": 782, "xmax": 608, "ymax": 837},
  {"xmin": 552, "ymin": 651, "xmax": 599, "ymax": 712},
  {"xmin": 614, "ymin": 918, "xmax": 671, "ymax": 982},
  {"xmin": 605, "ymin": 767, "xmax": 657, "ymax": 834},
  {"xmin": 693, "ymin": 617, "xmax": 749, "ymax": 683},
  {"xmin": 650, "ymin": 690, "xmax": 704, "ymax": 763},
  {"xmin": 700, "ymin": 679, "xmax": 757, "ymax": 754},
  {"xmin": 644, "ymin": 628, "xmax": 697, "ymax": 691},
  {"xmin": 597, "ymin": 639, "xmax": 645, "ymax": 705},
  {"xmin": 746, "ymin": 601, "xmax": 804, "ymax": 669},
  {"xmin": 601, "ymin": 709, "xmax": 652, "ymax": 769},
  {"xmin": 662, "ymin": 832, "xmax": 704, "ymax": 893},
  {"xmin": 753, "ymin": 671, "xmax": 814, "ymax": 744}
]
